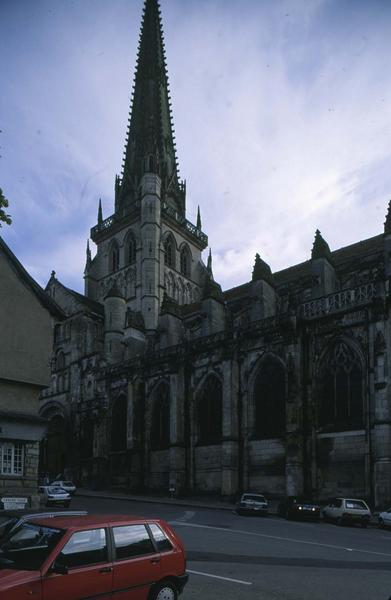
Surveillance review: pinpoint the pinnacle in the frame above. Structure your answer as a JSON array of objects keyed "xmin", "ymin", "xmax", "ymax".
[
  {"xmin": 384, "ymin": 200, "xmax": 391, "ymax": 234},
  {"xmin": 252, "ymin": 253, "xmax": 274, "ymax": 285},
  {"xmin": 311, "ymin": 229, "xmax": 332, "ymax": 261}
]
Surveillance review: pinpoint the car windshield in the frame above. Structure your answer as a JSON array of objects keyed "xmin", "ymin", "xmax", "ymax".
[
  {"xmin": 0, "ymin": 522, "xmax": 64, "ymax": 571},
  {"xmin": 242, "ymin": 495, "xmax": 265, "ymax": 502},
  {"xmin": 0, "ymin": 516, "xmax": 18, "ymax": 539}
]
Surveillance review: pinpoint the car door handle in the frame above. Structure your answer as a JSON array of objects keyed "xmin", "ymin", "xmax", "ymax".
[
  {"xmin": 150, "ymin": 558, "xmax": 160, "ymax": 565},
  {"xmin": 99, "ymin": 566, "xmax": 113, "ymax": 573}
]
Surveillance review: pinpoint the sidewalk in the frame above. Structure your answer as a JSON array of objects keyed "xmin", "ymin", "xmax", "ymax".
[{"xmin": 77, "ymin": 488, "xmax": 280, "ymax": 513}]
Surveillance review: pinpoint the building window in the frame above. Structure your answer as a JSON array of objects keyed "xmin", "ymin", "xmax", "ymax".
[
  {"xmin": 110, "ymin": 243, "xmax": 120, "ymax": 272},
  {"xmin": 56, "ymin": 351, "xmax": 65, "ymax": 371},
  {"xmin": 198, "ymin": 375, "xmax": 222, "ymax": 445},
  {"xmin": 111, "ymin": 396, "xmax": 127, "ymax": 452},
  {"xmin": 164, "ymin": 236, "xmax": 175, "ymax": 268},
  {"xmin": 180, "ymin": 246, "xmax": 191, "ymax": 278},
  {"xmin": 151, "ymin": 383, "xmax": 170, "ymax": 449},
  {"xmin": 0, "ymin": 443, "xmax": 24, "ymax": 476},
  {"xmin": 254, "ymin": 357, "xmax": 286, "ymax": 438},
  {"xmin": 318, "ymin": 341, "xmax": 363, "ymax": 430}
]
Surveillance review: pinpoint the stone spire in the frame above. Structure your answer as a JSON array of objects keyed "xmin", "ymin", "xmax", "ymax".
[
  {"xmin": 384, "ymin": 200, "xmax": 391, "ymax": 234},
  {"xmin": 117, "ymin": 0, "xmax": 184, "ymax": 215},
  {"xmin": 252, "ymin": 253, "xmax": 273, "ymax": 286},
  {"xmin": 196, "ymin": 206, "xmax": 202, "ymax": 229},
  {"xmin": 311, "ymin": 229, "xmax": 332, "ymax": 261},
  {"xmin": 97, "ymin": 198, "xmax": 103, "ymax": 226},
  {"xmin": 84, "ymin": 239, "xmax": 92, "ymax": 275},
  {"xmin": 207, "ymin": 248, "xmax": 214, "ymax": 280}
]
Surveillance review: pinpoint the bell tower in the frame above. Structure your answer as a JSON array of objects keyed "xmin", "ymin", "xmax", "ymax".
[{"xmin": 89, "ymin": 0, "xmax": 208, "ymax": 335}]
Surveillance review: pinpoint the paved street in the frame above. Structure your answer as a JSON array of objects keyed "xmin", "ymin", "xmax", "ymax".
[{"xmin": 71, "ymin": 494, "xmax": 391, "ymax": 600}]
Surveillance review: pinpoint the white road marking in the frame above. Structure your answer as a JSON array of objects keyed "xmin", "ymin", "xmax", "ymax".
[
  {"xmin": 170, "ymin": 521, "xmax": 391, "ymax": 558},
  {"xmin": 187, "ymin": 568, "xmax": 252, "ymax": 585}
]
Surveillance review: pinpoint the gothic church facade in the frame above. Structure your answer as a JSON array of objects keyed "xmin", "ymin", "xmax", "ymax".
[{"xmin": 40, "ymin": 0, "xmax": 391, "ymax": 507}]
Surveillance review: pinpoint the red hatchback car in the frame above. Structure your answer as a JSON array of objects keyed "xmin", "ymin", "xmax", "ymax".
[{"xmin": 0, "ymin": 514, "xmax": 188, "ymax": 600}]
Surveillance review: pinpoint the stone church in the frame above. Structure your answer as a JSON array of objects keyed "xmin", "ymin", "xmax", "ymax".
[{"xmin": 40, "ymin": 0, "xmax": 391, "ymax": 507}]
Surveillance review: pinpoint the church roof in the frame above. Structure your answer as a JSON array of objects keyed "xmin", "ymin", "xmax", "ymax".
[
  {"xmin": 118, "ymin": 0, "xmax": 183, "ymax": 214},
  {"xmin": 223, "ymin": 233, "xmax": 384, "ymax": 300},
  {"xmin": 0, "ymin": 236, "xmax": 64, "ymax": 319}
]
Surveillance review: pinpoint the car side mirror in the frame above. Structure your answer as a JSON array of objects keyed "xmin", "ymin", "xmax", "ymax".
[{"xmin": 50, "ymin": 561, "xmax": 68, "ymax": 575}]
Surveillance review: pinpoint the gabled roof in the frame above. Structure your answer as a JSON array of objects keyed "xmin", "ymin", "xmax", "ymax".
[
  {"xmin": 0, "ymin": 236, "xmax": 64, "ymax": 319},
  {"xmin": 65, "ymin": 286, "xmax": 104, "ymax": 315}
]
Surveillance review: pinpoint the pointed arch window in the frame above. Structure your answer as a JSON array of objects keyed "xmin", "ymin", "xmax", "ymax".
[
  {"xmin": 318, "ymin": 341, "xmax": 363, "ymax": 430},
  {"xmin": 198, "ymin": 375, "xmax": 222, "ymax": 445},
  {"xmin": 127, "ymin": 234, "xmax": 136, "ymax": 265},
  {"xmin": 164, "ymin": 236, "xmax": 175, "ymax": 268},
  {"xmin": 56, "ymin": 351, "xmax": 65, "ymax": 371},
  {"xmin": 111, "ymin": 395, "xmax": 127, "ymax": 452},
  {"xmin": 180, "ymin": 245, "xmax": 191, "ymax": 278},
  {"xmin": 151, "ymin": 383, "xmax": 170, "ymax": 450},
  {"xmin": 110, "ymin": 242, "xmax": 120, "ymax": 273},
  {"xmin": 254, "ymin": 357, "xmax": 286, "ymax": 438}
]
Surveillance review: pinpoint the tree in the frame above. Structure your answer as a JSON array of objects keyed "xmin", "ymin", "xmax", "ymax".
[{"xmin": 0, "ymin": 188, "xmax": 12, "ymax": 227}]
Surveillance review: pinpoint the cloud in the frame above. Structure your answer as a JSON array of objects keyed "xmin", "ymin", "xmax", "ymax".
[{"xmin": 1, "ymin": 0, "xmax": 391, "ymax": 292}]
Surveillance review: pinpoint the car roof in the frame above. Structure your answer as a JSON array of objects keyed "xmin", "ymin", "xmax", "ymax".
[
  {"xmin": 29, "ymin": 514, "xmax": 161, "ymax": 530},
  {"xmin": 337, "ymin": 497, "xmax": 368, "ymax": 502}
]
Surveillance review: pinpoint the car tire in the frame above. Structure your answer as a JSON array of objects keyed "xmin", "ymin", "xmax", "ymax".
[
  {"xmin": 336, "ymin": 517, "xmax": 344, "ymax": 526},
  {"xmin": 379, "ymin": 518, "xmax": 384, "ymax": 529},
  {"xmin": 149, "ymin": 581, "xmax": 178, "ymax": 600}
]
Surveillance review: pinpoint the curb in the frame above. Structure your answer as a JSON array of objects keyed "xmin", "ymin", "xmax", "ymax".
[{"xmin": 76, "ymin": 490, "xmax": 237, "ymax": 513}]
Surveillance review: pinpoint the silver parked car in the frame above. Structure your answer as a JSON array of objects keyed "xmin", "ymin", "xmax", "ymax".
[
  {"xmin": 235, "ymin": 493, "xmax": 268, "ymax": 516},
  {"xmin": 378, "ymin": 507, "xmax": 391, "ymax": 529},
  {"xmin": 322, "ymin": 497, "xmax": 371, "ymax": 527},
  {"xmin": 38, "ymin": 486, "xmax": 71, "ymax": 508}
]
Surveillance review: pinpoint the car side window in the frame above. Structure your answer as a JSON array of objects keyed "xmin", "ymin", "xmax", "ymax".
[
  {"xmin": 113, "ymin": 525, "xmax": 155, "ymax": 560},
  {"xmin": 149, "ymin": 523, "xmax": 173, "ymax": 552},
  {"xmin": 335, "ymin": 499, "xmax": 342, "ymax": 508},
  {"xmin": 57, "ymin": 528, "xmax": 107, "ymax": 568}
]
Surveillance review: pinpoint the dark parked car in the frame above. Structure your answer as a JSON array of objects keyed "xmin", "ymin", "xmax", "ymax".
[
  {"xmin": 0, "ymin": 510, "xmax": 87, "ymax": 543},
  {"xmin": 278, "ymin": 496, "xmax": 320, "ymax": 521},
  {"xmin": 235, "ymin": 493, "xmax": 268, "ymax": 516}
]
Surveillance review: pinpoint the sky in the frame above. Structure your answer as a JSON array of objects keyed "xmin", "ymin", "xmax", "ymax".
[{"xmin": 1, "ymin": 0, "xmax": 391, "ymax": 293}]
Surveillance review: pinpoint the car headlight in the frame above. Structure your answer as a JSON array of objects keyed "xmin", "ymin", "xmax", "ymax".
[{"xmin": 298, "ymin": 506, "xmax": 303, "ymax": 510}]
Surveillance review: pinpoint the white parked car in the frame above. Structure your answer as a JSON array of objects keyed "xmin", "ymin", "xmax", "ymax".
[
  {"xmin": 378, "ymin": 507, "xmax": 391, "ymax": 529},
  {"xmin": 50, "ymin": 480, "xmax": 77, "ymax": 495},
  {"xmin": 322, "ymin": 497, "xmax": 371, "ymax": 527},
  {"xmin": 39, "ymin": 486, "xmax": 71, "ymax": 507}
]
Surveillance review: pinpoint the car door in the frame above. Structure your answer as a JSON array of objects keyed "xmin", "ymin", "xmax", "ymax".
[
  {"xmin": 42, "ymin": 527, "xmax": 113, "ymax": 600},
  {"xmin": 111, "ymin": 523, "xmax": 161, "ymax": 599}
]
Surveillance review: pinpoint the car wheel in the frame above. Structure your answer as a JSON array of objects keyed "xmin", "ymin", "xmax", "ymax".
[
  {"xmin": 379, "ymin": 518, "xmax": 385, "ymax": 529},
  {"xmin": 150, "ymin": 581, "xmax": 177, "ymax": 600},
  {"xmin": 336, "ymin": 517, "xmax": 344, "ymax": 526}
]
